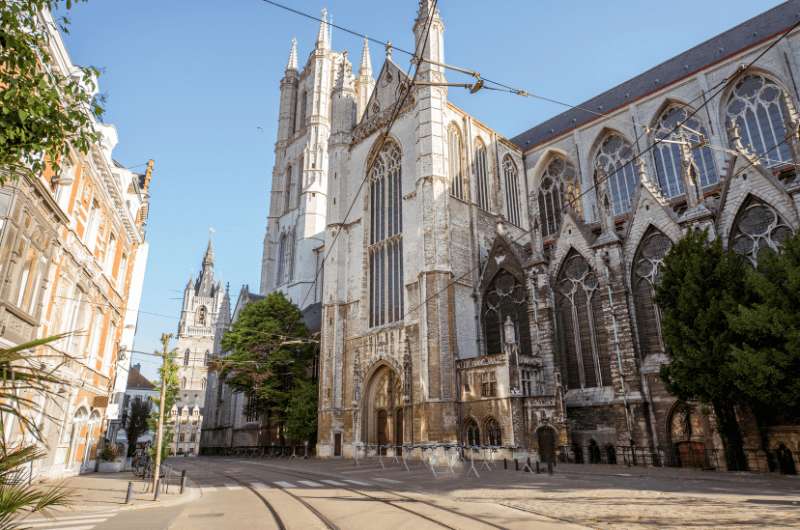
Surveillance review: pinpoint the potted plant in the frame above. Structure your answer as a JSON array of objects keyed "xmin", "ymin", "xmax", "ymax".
[{"xmin": 97, "ymin": 443, "xmax": 124, "ymax": 473}]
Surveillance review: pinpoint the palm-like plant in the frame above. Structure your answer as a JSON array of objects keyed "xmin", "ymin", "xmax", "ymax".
[{"xmin": 0, "ymin": 335, "xmax": 74, "ymax": 529}]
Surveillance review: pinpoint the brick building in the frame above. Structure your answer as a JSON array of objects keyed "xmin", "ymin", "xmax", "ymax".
[{"xmin": 0, "ymin": 10, "xmax": 152, "ymax": 478}]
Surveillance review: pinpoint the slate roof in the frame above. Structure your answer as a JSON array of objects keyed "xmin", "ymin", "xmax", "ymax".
[
  {"xmin": 126, "ymin": 364, "xmax": 155, "ymax": 390},
  {"xmin": 510, "ymin": 1, "xmax": 800, "ymax": 151}
]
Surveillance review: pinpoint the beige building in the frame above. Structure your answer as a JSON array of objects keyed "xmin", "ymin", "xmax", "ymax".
[
  {"xmin": 0, "ymin": 10, "xmax": 152, "ymax": 478},
  {"xmin": 314, "ymin": 0, "xmax": 800, "ymax": 472}
]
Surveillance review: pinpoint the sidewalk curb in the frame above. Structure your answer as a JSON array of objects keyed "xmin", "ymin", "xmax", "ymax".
[{"xmin": 118, "ymin": 480, "xmax": 201, "ymax": 512}]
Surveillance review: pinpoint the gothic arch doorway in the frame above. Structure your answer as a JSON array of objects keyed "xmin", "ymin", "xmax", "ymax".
[
  {"xmin": 537, "ymin": 426, "xmax": 557, "ymax": 464},
  {"xmin": 362, "ymin": 363, "xmax": 402, "ymax": 453},
  {"xmin": 667, "ymin": 402, "xmax": 708, "ymax": 468}
]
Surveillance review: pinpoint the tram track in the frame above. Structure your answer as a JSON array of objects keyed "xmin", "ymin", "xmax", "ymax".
[{"xmin": 225, "ymin": 458, "xmax": 508, "ymax": 530}]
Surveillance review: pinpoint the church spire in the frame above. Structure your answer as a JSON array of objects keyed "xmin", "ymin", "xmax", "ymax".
[
  {"xmin": 286, "ymin": 37, "xmax": 298, "ymax": 71},
  {"xmin": 202, "ymin": 238, "xmax": 214, "ymax": 268},
  {"xmin": 316, "ymin": 8, "xmax": 330, "ymax": 50},
  {"xmin": 359, "ymin": 37, "xmax": 372, "ymax": 78}
]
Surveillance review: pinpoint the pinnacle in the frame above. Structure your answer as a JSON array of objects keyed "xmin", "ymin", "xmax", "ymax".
[
  {"xmin": 316, "ymin": 8, "xmax": 330, "ymax": 50},
  {"xmin": 359, "ymin": 37, "xmax": 372, "ymax": 77},
  {"xmin": 286, "ymin": 37, "xmax": 298, "ymax": 71}
]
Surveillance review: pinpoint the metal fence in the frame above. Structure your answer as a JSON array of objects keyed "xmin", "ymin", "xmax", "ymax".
[{"xmin": 557, "ymin": 444, "xmax": 799, "ymax": 474}]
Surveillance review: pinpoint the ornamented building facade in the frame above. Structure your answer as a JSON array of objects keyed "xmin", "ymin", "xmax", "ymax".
[
  {"xmin": 0, "ymin": 10, "xmax": 152, "ymax": 478},
  {"xmin": 170, "ymin": 242, "xmax": 230, "ymax": 456},
  {"xmin": 314, "ymin": 0, "xmax": 800, "ymax": 469}
]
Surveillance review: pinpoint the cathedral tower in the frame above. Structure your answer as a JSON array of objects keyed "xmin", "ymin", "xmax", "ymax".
[
  {"xmin": 260, "ymin": 10, "xmax": 350, "ymax": 312},
  {"xmin": 173, "ymin": 241, "xmax": 229, "ymax": 455}
]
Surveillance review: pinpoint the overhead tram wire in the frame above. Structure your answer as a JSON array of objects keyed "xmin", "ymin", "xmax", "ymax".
[
  {"xmin": 558, "ymin": 16, "xmax": 800, "ymax": 214},
  {"xmin": 297, "ymin": 0, "xmax": 440, "ymax": 309},
  {"xmin": 265, "ymin": 1, "xmax": 800, "ymax": 331}
]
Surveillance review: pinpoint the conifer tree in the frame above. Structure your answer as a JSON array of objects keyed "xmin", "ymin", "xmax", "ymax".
[{"xmin": 656, "ymin": 229, "xmax": 751, "ymax": 470}]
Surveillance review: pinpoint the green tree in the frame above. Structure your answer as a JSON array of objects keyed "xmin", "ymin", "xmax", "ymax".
[
  {"xmin": 656, "ymin": 229, "xmax": 751, "ymax": 471},
  {"xmin": 1, "ymin": 1, "xmax": 103, "ymax": 183},
  {"xmin": 148, "ymin": 351, "xmax": 178, "ymax": 462},
  {"xmin": 285, "ymin": 379, "xmax": 318, "ymax": 446},
  {"xmin": 728, "ymin": 232, "xmax": 800, "ymax": 424},
  {"xmin": 0, "ymin": 335, "xmax": 72, "ymax": 529},
  {"xmin": 124, "ymin": 399, "xmax": 151, "ymax": 458},
  {"xmin": 220, "ymin": 293, "xmax": 315, "ymax": 444}
]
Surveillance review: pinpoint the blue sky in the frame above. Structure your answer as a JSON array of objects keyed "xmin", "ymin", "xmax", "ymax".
[{"xmin": 60, "ymin": 0, "xmax": 782, "ymax": 378}]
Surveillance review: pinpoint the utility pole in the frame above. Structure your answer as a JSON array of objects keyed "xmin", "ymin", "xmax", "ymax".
[{"xmin": 152, "ymin": 333, "xmax": 172, "ymax": 497}]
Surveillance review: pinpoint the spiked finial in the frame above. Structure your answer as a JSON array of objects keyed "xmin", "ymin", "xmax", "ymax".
[
  {"xmin": 316, "ymin": 8, "xmax": 330, "ymax": 50},
  {"xmin": 359, "ymin": 37, "xmax": 372, "ymax": 78},
  {"xmin": 286, "ymin": 37, "xmax": 298, "ymax": 71},
  {"xmin": 203, "ymin": 239, "xmax": 214, "ymax": 267}
]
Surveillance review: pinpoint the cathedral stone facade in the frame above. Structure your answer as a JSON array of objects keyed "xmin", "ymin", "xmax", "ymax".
[{"xmin": 306, "ymin": 1, "xmax": 800, "ymax": 468}]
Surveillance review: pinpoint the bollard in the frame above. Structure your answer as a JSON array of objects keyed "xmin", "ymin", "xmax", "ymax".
[
  {"xmin": 503, "ymin": 458, "xmax": 507, "ymax": 470},
  {"xmin": 526, "ymin": 457, "xmax": 533, "ymax": 472},
  {"xmin": 125, "ymin": 481, "xmax": 134, "ymax": 504},
  {"xmin": 536, "ymin": 461, "xmax": 540, "ymax": 474},
  {"xmin": 153, "ymin": 479, "xmax": 160, "ymax": 501},
  {"xmin": 514, "ymin": 458, "xmax": 519, "ymax": 471},
  {"xmin": 180, "ymin": 470, "xmax": 187, "ymax": 494},
  {"xmin": 547, "ymin": 461, "xmax": 553, "ymax": 475}
]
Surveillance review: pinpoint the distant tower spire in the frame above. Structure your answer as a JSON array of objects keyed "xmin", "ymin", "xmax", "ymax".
[
  {"xmin": 316, "ymin": 8, "xmax": 330, "ymax": 50},
  {"xmin": 359, "ymin": 37, "xmax": 372, "ymax": 77},
  {"xmin": 286, "ymin": 37, "xmax": 298, "ymax": 71},
  {"xmin": 202, "ymin": 238, "xmax": 214, "ymax": 268}
]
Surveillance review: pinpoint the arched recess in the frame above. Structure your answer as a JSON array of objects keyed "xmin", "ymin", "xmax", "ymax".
[
  {"xmin": 631, "ymin": 227, "xmax": 673, "ymax": 357},
  {"xmin": 464, "ymin": 417, "xmax": 480, "ymax": 447},
  {"xmin": 484, "ymin": 417, "xmax": 502, "ymax": 446},
  {"xmin": 554, "ymin": 249, "xmax": 611, "ymax": 389},
  {"xmin": 474, "ymin": 137, "xmax": 490, "ymax": 210},
  {"xmin": 481, "ymin": 268, "xmax": 532, "ymax": 357},
  {"xmin": 361, "ymin": 363, "xmax": 402, "ymax": 448},
  {"xmin": 592, "ymin": 130, "xmax": 640, "ymax": 215},
  {"xmin": 729, "ymin": 195, "xmax": 794, "ymax": 266},
  {"xmin": 537, "ymin": 155, "xmax": 581, "ymax": 239},
  {"xmin": 448, "ymin": 123, "xmax": 467, "ymax": 200},
  {"xmin": 650, "ymin": 102, "xmax": 718, "ymax": 196},
  {"xmin": 723, "ymin": 72, "xmax": 796, "ymax": 168},
  {"xmin": 666, "ymin": 401, "xmax": 710, "ymax": 468}
]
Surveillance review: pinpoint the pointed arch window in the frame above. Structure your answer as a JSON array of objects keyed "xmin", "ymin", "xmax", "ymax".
[
  {"xmin": 474, "ymin": 139, "xmax": 490, "ymax": 210},
  {"xmin": 632, "ymin": 229, "xmax": 672, "ymax": 356},
  {"xmin": 485, "ymin": 418, "xmax": 502, "ymax": 446},
  {"xmin": 482, "ymin": 269, "xmax": 532, "ymax": 357},
  {"xmin": 448, "ymin": 124, "xmax": 467, "ymax": 200},
  {"xmin": 594, "ymin": 133, "xmax": 640, "ymax": 215},
  {"xmin": 730, "ymin": 196, "xmax": 793, "ymax": 266},
  {"xmin": 503, "ymin": 156, "xmax": 522, "ymax": 226},
  {"xmin": 183, "ymin": 349, "xmax": 190, "ymax": 367},
  {"xmin": 368, "ymin": 140, "xmax": 404, "ymax": 327},
  {"xmin": 653, "ymin": 106, "xmax": 718, "ymax": 197},
  {"xmin": 196, "ymin": 306, "xmax": 207, "ymax": 326},
  {"xmin": 726, "ymin": 74, "xmax": 793, "ymax": 167},
  {"xmin": 276, "ymin": 233, "xmax": 287, "ymax": 286},
  {"xmin": 298, "ymin": 90, "xmax": 308, "ymax": 129},
  {"xmin": 284, "ymin": 165, "xmax": 292, "ymax": 212},
  {"xmin": 465, "ymin": 418, "xmax": 480, "ymax": 447},
  {"xmin": 555, "ymin": 251, "xmax": 611, "ymax": 389},
  {"xmin": 538, "ymin": 156, "xmax": 580, "ymax": 238}
]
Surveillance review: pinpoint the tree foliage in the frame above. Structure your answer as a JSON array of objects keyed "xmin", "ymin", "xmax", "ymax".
[
  {"xmin": 285, "ymin": 379, "xmax": 318, "ymax": 445},
  {"xmin": 148, "ymin": 350, "xmax": 178, "ymax": 461},
  {"xmin": 219, "ymin": 293, "xmax": 316, "ymax": 443},
  {"xmin": 0, "ymin": 0, "xmax": 103, "ymax": 183},
  {"xmin": 124, "ymin": 399, "xmax": 151, "ymax": 458},
  {"xmin": 656, "ymin": 228, "xmax": 751, "ymax": 470},
  {"xmin": 728, "ymin": 231, "xmax": 800, "ymax": 423},
  {"xmin": 0, "ymin": 335, "xmax": 72, "ymax": 529}
]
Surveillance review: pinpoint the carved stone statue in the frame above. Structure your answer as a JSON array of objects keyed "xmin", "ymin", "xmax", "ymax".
[{"xmin": 503, "ymin": 315, "xmax": 517, "ymax": 346}]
